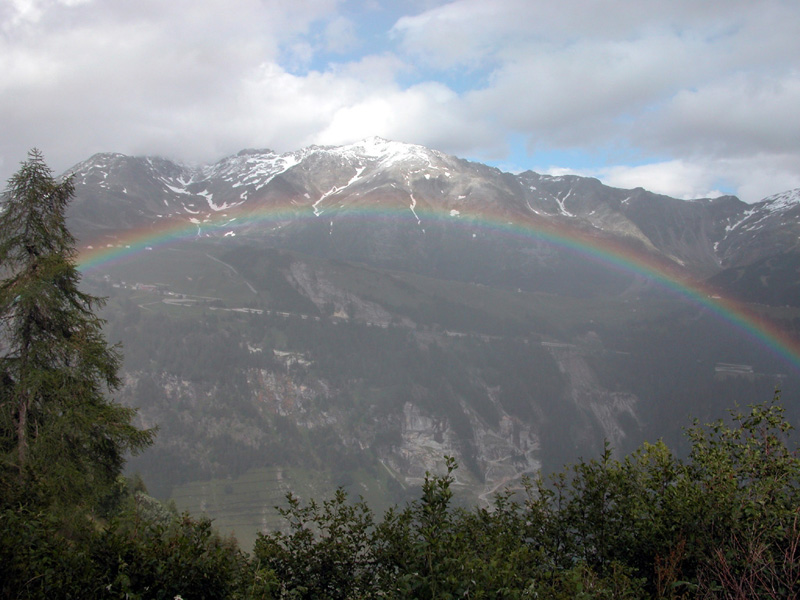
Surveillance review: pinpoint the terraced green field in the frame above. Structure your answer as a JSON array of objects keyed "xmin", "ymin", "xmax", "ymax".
[{"xmin": 170, "ymin": 464, "xmax": 412, "ymax": 552}]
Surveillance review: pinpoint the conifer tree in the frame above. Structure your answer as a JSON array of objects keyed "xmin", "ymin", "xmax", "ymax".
[{"xmin": 0, "ymin": 149, "xmax": 154, "ymax": 508}]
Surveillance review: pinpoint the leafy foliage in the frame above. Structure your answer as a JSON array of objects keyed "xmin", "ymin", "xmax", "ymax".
[
  {"xmin": 252, "ymin": 392, "xmax": 800, "ymax": 599},
  {"xmin": 4, "ymin": 385, "xmax": 799, "ymax": 598},
  {"xmin": 0, "ymin": 489, "xmax": 251, "ymax": 600},
  {"xmin": 253, "ymin": 488, "xmax": 376, "ymax": 599}
]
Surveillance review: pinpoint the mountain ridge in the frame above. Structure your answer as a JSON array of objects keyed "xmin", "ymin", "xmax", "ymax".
[{"xmin": 65, "ymin": 138, "xmax": 800, "ymax": 304}]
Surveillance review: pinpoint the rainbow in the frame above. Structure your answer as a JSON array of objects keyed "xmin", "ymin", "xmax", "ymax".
[{"xmin": 76, "ymin": 202, "xmax": 800, "ymax": 373}]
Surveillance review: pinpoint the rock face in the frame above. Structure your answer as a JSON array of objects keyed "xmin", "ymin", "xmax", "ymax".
[
  {"xmin": 544, "ymin": 341, "xmax": 640, "ymax": 450},
  {"xmin": 63, "ymin": 139, "xmax": 800, "ymax": 515}
]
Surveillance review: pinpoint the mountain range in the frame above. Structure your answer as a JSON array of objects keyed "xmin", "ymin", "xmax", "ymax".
[
  {"xmin": 58, "ymin": 138, "xmax": 800, "ymax": 548},
  {"xmin": 68, "ymin": 137, "xmax": 800, "ymax": 302}
]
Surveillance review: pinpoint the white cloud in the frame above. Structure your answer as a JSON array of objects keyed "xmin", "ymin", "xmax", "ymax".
[
  {"xmin": 3, "ymin": 0, "xmax": 45, "ymax": 30},
  {"xmin": 699, "ymin": 154, "xmax": 800, "ymax": 203},
  {"xmin": 0, "ymin": 0, "xmax": 341, "ymax": 173},
  {"xmin": 391, "ymin": 0, "xmax": 789, "ymax": 69},
  {"xmin": 392, "ymin": 0, "xmax": 508, "ymax": 69},
  {"xmin": 641, "ymin": 72, "xmax": 800, "ymax": 158},
  {"xmin": 1, "ymin": 0, "xmax": 800, "ymax": 204},
  {"xmin": 551, "ymin": 154, "xmax": 800, "ymax": 203},
  {"xmin": 324, "ymin": 15, "xmax": 358, "ymax": 54},
  {"xmin": 333, "ymin": 53, "xmax": 408, "ymax": 86},
  {"xmin": 588, "ymin": 161, "xmax": 726, "ymax": 200},
  {"xmin": 466, "ymin": 33, "xmax": 708, "ymax": 147},
  {"xmin": 314, "ymin": 80, "xmax": 494, "ymax": 152}
]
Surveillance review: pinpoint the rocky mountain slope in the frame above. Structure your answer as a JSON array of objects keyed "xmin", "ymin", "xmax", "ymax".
[{"xmin": 57, "ymin": 139, "xmax": 800, "ymax": 544}]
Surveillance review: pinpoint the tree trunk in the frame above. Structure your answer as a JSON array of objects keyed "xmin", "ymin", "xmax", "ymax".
[{"xmin": 16, "ymin": 394, "xmax": 28, "ymax": 470}]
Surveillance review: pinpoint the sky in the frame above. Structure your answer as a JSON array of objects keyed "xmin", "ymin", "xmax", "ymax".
[{"xmin": 2, "ymin": 0, "xmax": 800, "ymax": 203}]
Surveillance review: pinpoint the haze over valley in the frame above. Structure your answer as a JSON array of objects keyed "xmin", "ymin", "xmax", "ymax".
[{"xmin": 63, "ymin": 139, "xmax": 800, "ymax": 547}]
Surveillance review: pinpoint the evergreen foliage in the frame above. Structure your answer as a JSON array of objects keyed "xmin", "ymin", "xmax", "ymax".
[{"xmin": 0, "ymin": 149, "xmax": 154, "ymax": 509}]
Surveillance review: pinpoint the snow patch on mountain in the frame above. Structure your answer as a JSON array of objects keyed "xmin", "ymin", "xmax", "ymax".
[
  {"xmin": 409, "ymin": 193, "xmax": 421, "ymax": 224},
  {"xmin": 525, "ymin": 200, "xmax": 542, "ymax": 215},
  {"xmin": 313, "ymin": 166, "xmax": 367, "ymax": 216},
  {"xmin": 164, "ymin": 182, "xmax": 191, "ymax": 195},
  {"xmin": 556, "ymin": 189, "xmax": 576, "ymax": 217},
  {"xmin": 725, "ymin": 208, "xmax": 757, "ymax": 233},
  {"xmin": 205, "ymin": 150, "xmax": 301, "ymax": 191},
  {"xmin": 333, "ymin": 137, "xmax": 443, "ymax": 173},
  {"xmin": 761, "ymin": 188, "xmax": 800, "ymax": 212},
  {"xmin": 197, "ymin": 189, "xmax": 241, "ymax": 212}
]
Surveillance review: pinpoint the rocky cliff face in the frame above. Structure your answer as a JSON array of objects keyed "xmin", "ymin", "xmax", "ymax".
[{"xmin": 64, "ymin": 140, "xmax": 800, "ymax": 533}]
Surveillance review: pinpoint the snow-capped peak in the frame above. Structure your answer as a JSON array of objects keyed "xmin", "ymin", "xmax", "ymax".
[
  {"xmin": 66, "ymin": 152, "xmax": 126, "ymax": 177},
  {"xmin": 760, "ymin": 188, "xmax": 800, "ymax": 212},
  {"xmin": 202, "ymin": 148, "xmax": 302, "ymax": 190},
  {"xmin": 333, "ymin": 137, "xmax": 441, "ymax": 170}
]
